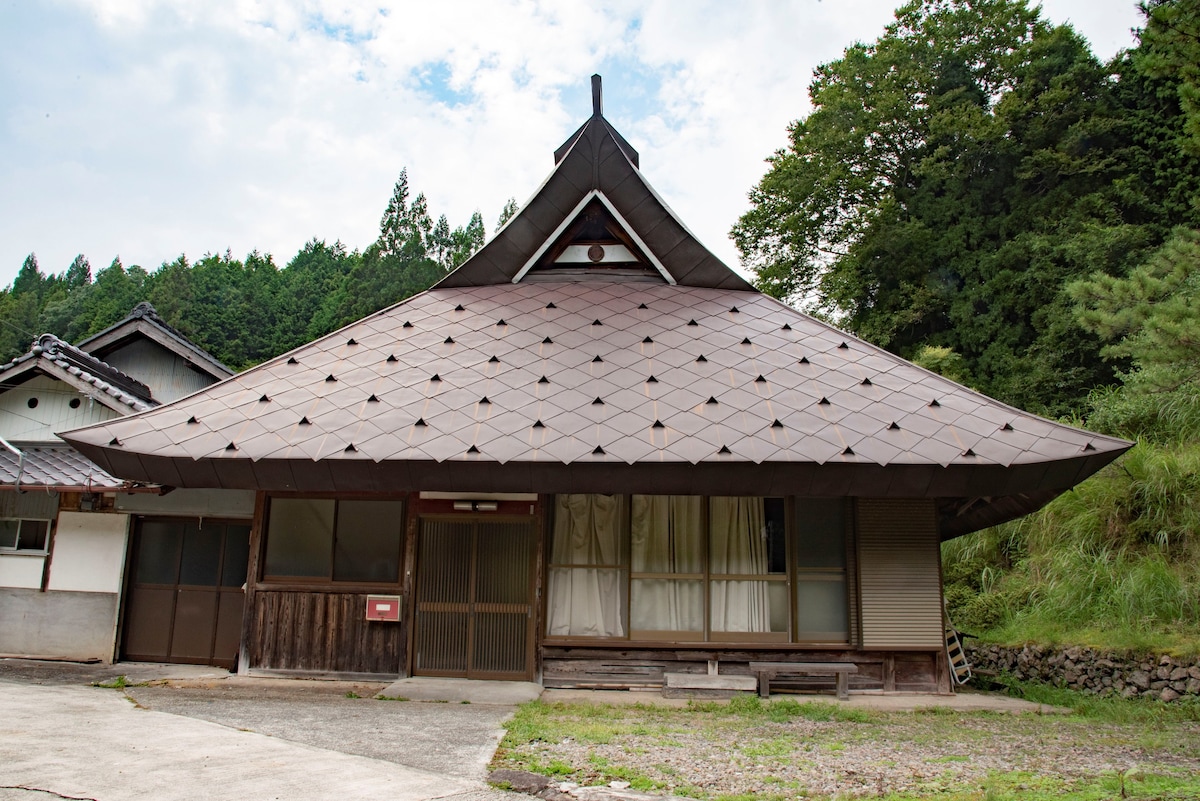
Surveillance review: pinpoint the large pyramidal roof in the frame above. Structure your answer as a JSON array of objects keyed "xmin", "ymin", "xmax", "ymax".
[{"xmin": 62, "ymin": 77, "xmax": 1129, "ymax": 538}]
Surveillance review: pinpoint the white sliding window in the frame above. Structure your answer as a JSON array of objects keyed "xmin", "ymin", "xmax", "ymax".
[
  {"xmin": 709, "ymin": 497, "xmax": 788, "ymax": 640},
  {"xmin": 629, "ymin": 495, "xmax": 704, "ymax": 638},
  {"xmin": 546, "ymin": 494, "xmax": 627, "ymax": 637}
]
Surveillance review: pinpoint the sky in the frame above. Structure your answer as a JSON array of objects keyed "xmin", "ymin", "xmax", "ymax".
[{"xmin": 0, "ymin": 0, "xmax": 1147, "ymax": 292}]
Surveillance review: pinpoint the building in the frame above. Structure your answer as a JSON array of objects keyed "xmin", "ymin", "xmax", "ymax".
[
  {"xmin": 0, "ymin": 303, "xmax": 253, "ymax": 666},
  {"xmin": 62, "ymin": 79, "xmax": 1130, "ymax": 692}
]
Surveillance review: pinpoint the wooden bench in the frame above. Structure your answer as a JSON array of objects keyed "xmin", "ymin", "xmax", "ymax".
[{"xmin": 748, "ymin": 661, "xmax": 858, "ymax": 700}]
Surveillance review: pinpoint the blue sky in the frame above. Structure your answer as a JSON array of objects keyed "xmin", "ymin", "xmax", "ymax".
[{"xmin": 0, "ymin": 0, "xmax": 1146, "ymax": 292}]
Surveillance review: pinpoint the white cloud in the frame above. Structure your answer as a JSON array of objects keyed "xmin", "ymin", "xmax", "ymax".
[{"xmin": 0, "ymin": 0, "xmax": 1144, "ymax": 293}]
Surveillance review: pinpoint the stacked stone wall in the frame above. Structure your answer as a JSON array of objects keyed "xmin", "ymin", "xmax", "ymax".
[{"xmin": 965, "ymin": 643, "xmax": 1200, "ymax": 702}]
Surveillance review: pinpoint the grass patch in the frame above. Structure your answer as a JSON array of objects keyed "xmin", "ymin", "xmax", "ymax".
[
  {"xmin": 92, "ymin": 675, "xmax": 146, "ymax": 689},
  {"xmin": 375, "ymin": 694, "xmax": 410, "ymax": 702},
  {"xmin": 344, "ymin": 690, "xmax": 361, "ymax": 699},
  {"xmin": 993, "ymin": 676, "xmax": 1200, "ymax": 723},
  {"xmin": 492, "ymin": 692, "xmax": 1200, "ymax": 800}
]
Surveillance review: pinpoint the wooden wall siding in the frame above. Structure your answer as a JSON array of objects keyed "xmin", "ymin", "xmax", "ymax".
[
  {"xmin": 856, "ymin": 499, "xmax": 943, "ymax": 649},
  {"xmin": 250, "ymin": 590, "xmax": 403, "ymax": 675},
  {"xmin": 0, "ymin": 490, "xmax": 59, "ymax": 520},
  {"xmin": 541, "ymin": 647, "xmax": 939, "ymax": 693},
  {"xmin": 101, "ymin": 338, "xmax": 216, "ymax": 403}
]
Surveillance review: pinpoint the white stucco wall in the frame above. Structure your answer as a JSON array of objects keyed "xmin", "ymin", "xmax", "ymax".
[
  {"xmin": 0, "ymin": 554, "xmax": 44, "ymax": 589},
  {"xmin": 46, "ymin": 511, "xmax": 130, "ymax": 594}
]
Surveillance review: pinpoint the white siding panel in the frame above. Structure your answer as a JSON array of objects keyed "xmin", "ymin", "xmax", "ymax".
[
  {"xmin": 46, "ymin": 512, "xmax": 129, "ymax": 593},
  {"xmin": 0, "ymin": 375, "xmax": 118, "ymax": 441},
  {"xmin": 857, "ymin": 499, "xmax": 942, "ymax": 649},
  {"xmin": 0, "ymin": 554, "xmax": 45, "ymax": 589}
]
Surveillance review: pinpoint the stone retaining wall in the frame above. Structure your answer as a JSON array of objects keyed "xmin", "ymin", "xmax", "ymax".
[{"xmin": 965, "ymin": 643, "xmax": 1200, "ymax": 702}]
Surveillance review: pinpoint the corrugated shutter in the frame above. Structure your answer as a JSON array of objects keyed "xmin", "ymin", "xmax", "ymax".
[{"xmin": 857, "ymin": 499, "xmax": 942, "ymax": 649}]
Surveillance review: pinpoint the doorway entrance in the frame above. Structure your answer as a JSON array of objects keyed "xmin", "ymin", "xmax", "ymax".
[
  {"xmin": 121, "ymin": 517, "xmax": 250, "ymax": 668},
  {"xmin": 412, "ymin": 517, "xmax": 536, "ymax": 680}
]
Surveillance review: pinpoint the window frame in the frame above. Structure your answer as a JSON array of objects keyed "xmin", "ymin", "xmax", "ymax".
[
  {"xmin": 0, "ymin": 518, "xmax": 52, "ymax": 555},
  {"xmin": 547, "ymin": 494, "xmax": 814, "ymax": 645},
  {"xmin": 260, "ymin": 495, "xmax": 406, "ymax": 586}
]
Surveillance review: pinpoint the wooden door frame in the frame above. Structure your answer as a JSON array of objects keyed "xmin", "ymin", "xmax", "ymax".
[
  {"xmin": 407, "ymin": 513, "xmax": 538, "ymax": 681},
  {"xmin": 121, "ymin": 515, "xmax": 250, "ymax": 668}
]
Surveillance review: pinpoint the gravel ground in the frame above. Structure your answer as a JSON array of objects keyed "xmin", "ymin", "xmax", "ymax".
[
  {"xmin": 500, "ymin": 701, "xmax": 1200, "ymax": 798},
  {"xmin": 125, "ymin": 681, "xmax": 514, "ymax": 780}
]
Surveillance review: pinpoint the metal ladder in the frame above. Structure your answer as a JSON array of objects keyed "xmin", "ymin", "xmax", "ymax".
[{"xmin": 944, "ymin": 606, "xmax": 972, "ymax": 685}]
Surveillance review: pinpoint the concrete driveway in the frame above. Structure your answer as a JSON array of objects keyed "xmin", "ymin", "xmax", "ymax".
[{"xmin": 0, "ymin": 660, "xmax": 526, "ymax": 801}]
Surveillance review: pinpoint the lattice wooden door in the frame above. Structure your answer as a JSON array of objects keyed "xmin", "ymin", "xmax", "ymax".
[{"xmin": 413, "ymin": 518, "xmax": 535, "ymax": 680}]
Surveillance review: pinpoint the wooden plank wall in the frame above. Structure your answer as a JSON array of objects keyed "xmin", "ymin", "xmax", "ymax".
[
  {"xmin": 541, "ymin": 647, "xmax": 939, "ymax": 693},
  {"xmin": 250, "ymin": 590, "xmax": 403, "ymax": 675}
]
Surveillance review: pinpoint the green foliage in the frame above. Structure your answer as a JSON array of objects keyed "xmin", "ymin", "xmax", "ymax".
[
  {"xmin": 911, "ymin": 345, "xmax": 971, "ymax": 385},
  {"xmin": 944, "ymin": 441, "xmax": 1200, "ymax": 652},
  {"xmin": 0, "ymin": 169, "xmax": 495, "ymax": 369},
  {"xmin": 734, "ymin": 0, "xmax": 1200, "ymax": 415}
]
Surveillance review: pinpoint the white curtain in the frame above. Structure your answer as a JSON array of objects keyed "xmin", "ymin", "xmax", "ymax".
[
  {"xmin": 546, "ymin": 495, "xmax": 626, "ymax": 637},
  {"xmin": 709, "ymin": 496, "xmax": 770, "ymax": 632},
  {"xmin": 630, "ymin": 495, "xmax": 703, "ymax": 633}
]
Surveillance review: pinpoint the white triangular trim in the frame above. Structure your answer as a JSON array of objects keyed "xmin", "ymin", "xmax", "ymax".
[{"xmin": 511, "ymin": 189, "xmax": 676, "ymax": 285}]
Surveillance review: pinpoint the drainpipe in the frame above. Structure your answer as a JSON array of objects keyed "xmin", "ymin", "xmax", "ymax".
[{"xmin": 0, "ymin": 434, "xmax": 26, "ymax": 492}]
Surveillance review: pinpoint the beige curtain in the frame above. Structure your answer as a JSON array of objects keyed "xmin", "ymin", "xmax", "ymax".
[
  {"xmin": 709, "ymin": 496, "xmax": 770, "ymax": 632},
  {"xmin": 546, "ymin": 495, "xmax": 626, "ymax": 637},
  {"xmin": 630, "ymin": 495, "xmax": 703, "ymax": 632}
]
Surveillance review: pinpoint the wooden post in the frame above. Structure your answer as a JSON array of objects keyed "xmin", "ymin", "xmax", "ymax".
[{"xmin": 237, "ymin": 491, "xmax": 267, "ymax": 675}]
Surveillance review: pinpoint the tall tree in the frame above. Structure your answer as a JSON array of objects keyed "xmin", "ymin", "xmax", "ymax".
[{"xmin": 733, "ymin": 0, "xmax": 1200, "ymax": 414}]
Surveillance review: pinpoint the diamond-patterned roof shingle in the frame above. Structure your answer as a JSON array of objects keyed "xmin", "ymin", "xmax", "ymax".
[{"xmin": 63, "ymin": 281, "xmax": 1128, "ymax": 520}]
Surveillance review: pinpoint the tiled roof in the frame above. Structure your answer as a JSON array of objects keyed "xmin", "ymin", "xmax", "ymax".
[
  {"xmin": 0, "ymin": 334, "xmax": 155, "ymax": 414},
  {"xmin": 0, "ymin": 443, "xmax": 131, "ymax": 491},
  {"xmin": 62, "ymin": 281, "xmax": 1129, "ymax": 534}
]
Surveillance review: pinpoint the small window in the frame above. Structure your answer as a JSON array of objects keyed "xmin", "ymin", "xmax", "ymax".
[
  {"xmin": 263, "ymin": 497, "xmax": 405, "ymax": 583},
  {"xmin": 0, "ymin": 519, "xmax": 50, "ymax": 553}
]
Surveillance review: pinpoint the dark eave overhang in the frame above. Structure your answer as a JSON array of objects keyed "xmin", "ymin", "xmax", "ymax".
[{"xmin": 66, "ymin": 443, "xmax": 1124, "ymax": 539}]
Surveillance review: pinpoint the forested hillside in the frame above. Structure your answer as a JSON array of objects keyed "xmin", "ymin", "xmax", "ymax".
[
  {"xmin": 735, "ymin": 0, "xmax": 1200, "ymax": 653},
  {"xmin": 0, "ymin": 170, "xmax": 513, "ymax": 371}
]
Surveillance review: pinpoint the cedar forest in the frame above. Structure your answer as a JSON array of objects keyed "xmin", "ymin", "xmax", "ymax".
[{"xmin": 3, "ymin": 0, "xmax": 1198, "ymax": 655}]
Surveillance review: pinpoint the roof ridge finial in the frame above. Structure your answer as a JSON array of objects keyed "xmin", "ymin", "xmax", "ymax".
[{"xmin": 591, "ymin": 74, "xmax": 602, "ymax": 117}]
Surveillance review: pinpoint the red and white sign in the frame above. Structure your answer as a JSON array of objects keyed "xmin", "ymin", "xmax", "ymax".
[{"xmin": 365, "ymin": 594, "xmax": 402, "ymax": 622}]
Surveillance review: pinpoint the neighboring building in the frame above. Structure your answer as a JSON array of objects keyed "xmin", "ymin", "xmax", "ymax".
[
  {"xmin": 64, "ymin": 79, "xmax": 1130, "ymax": 692},
  {"xmin": 0, "ymin": 303, "xmax": 253, "ymax": 666}
]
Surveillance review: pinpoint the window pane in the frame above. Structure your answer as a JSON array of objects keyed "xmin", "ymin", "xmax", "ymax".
[
  {"xmin": 795, "ymin": 576, "xmax": 848, "ymax": 640},
  {"xmin": 795, "ymin": 499, "xmax": 846, "ymax": 568},
  {"xmin": 711, "ymin": 580, "xmax": 786, "ymax": 633},
  {"xmin": 264, "ymin": 498, "xmax": 334, "ymax": 578},
  {"xmin": 550, "ymin": 494, "xmax": 627, "ymax": 565},
  {"xmin": 21, "ymin": 520, "xmax": 49, "ymax": 552},
  {"xmin": 333, "ymin": 500, "xmax": 404, "ymax": 582},
  {"xmin": 221, "ymin": 526, "xmax": 251, "ymax": 587},
  {"xmin": 179, "ymin": 523, "xmax": 222, "ymax": 586},
  {"xmin": 710, "ymin": 497, "xmax": 782, "ymax": 575},
  {"xmin": 135, "ymin": 521, "xmax": 181, "ymax": 584},
  {"xmin": 546, "ymin": 567, "xmax": 626, "ymax": 637},
  {"xmin": 0, "ymin": 520, "xmax": 18, "ymax": 549},
  {"xmin": 631, "ymin": 578, "xmax": 703, "ymax": 633},
  {"xmin": 631, "ymin": 495, "xmax": 703, "ymax": 573}
]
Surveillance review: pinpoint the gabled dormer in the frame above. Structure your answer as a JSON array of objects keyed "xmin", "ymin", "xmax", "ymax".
[
  {"xmin": 437, "ymin": 75, "xmax": 754, "ymax": 291},
  {"xmin": 76, "ymin": 302, "xmax": 233, "ymax": 403}
]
